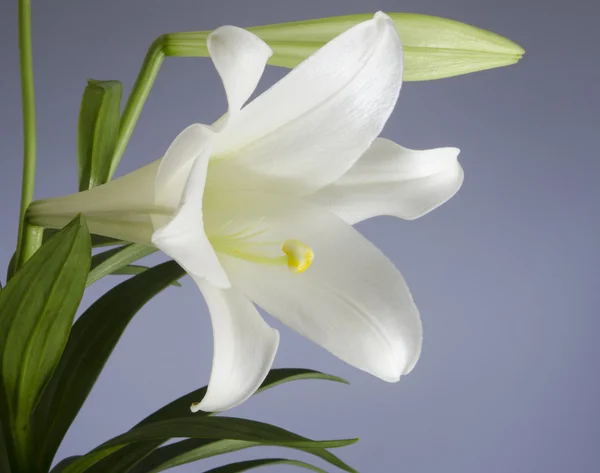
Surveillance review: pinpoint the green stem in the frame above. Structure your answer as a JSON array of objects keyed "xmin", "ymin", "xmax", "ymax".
[
  {"xmin": 15, "ymin": 0, "xmax": 43, "ymax": 271},
  {"xmin": 109, "ymin": 36, "xmax": 166, "ymax": 179},
  {"xmin": 108, "ymin": 32, "xmax": 210, "ymax": 179}
]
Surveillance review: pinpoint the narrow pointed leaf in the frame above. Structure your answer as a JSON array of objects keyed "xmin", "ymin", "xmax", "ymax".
[
  {"xmin": 130, "ymin": 438, "xmax": 357, "ymax": 473},
  {"xmin": 130, "ymin": 439, "xmax": 252, "ymax": 473},
  {"xmin": 113, "ymin": 369, "xmax": 350, "ymax": 473},
  {"xmin": 83, "ymin": 443, "xmax": 162, "ymax": 473},
  {"xmin": 78, "ymin": 80, "xmax": 123, "ymax": 191},
  {"xmin": 5, "ymin": 253, "xmax": 16, "ymax": 283},
  {"xmin": 30, "ymin": 261, "xmax": 186, "ymax": 472},
  {"xmin": 61, "ymin": 417, "xmax": 357, "ymax": 473},
  {"xmin": 60, "ymin": 447, "xmax": 123, "ymax": 473},
  {"xmin": 43, "ymin": 229, "xmax": 126, "ymax": 248},
  {"xmin": 86, "ymin": 243, "xmax": 157, "ymax": 286},
  {"xmin": 0, "ymin": 215, "xmax": 91, "ymax": 469},
  {"xmin": 50, "ymin": 457, "xmax": 82, "ymax": 473},
  {"xmin": 203, "ymin": 458, "xmax": 327, "ymax": 473},
  {"xmin": 138, "ymin": 368, "xmax": 348, "ymax": 425},
  {"xmin": 88, "ymin": 234, "xmax": 127, "ymax": 247},
  {"xmin": 110, "ymin": 265, "xmax": 182, "ymax": 286},
  {"xmin": 103, "ymin": 417, "xmax": 357, "ymax": 450}
]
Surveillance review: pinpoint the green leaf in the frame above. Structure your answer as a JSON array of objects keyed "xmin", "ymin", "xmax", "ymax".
[
  {"xmin": 203, "ymin": 458, "xmax": 328, "ymax": 473},
  {"xmin": 88, "ymin": 234, "xmax": 127, "ymax": 247},
  {"xmin": 5, "ymin": 253, "xmax": 16, "ymax": 283},
  {"xmin": 105, "ymin": 417, "xmax": 356, "ymax": 450},
  {"xmin": 138, "ymin": 368, "xmax": 348, "ymax": 425},
  {"xmin": 99, "ymin": 369, "xmax": 349, "ymax": 473},
  {"xmin": 43, "ymin": 229, "xmax": 126, "ymax": 248},
  {"xmin": 84, "ymin": 241, "xmax": 180, "ymax": 288},
  {"xmin": 0, "ymin": 376, "xmax": 12, "ymax": 467},
  {"xmin": 86, "ymin": 244, "xmax": 157, "ymax": 286},
  {"xmin": 30, "ymin": 261, "xmax": 185, "ymax": 472},
  {"xmin": 83, "ymin": 443, "xmax": 162, "ymax": 473},
  {"xmin": 109, "ymin": 265, "xmax": 182, "ymax": 286},
  {"xmin": 59, "ymin": 446, "xmax": 123, "ymax": 473},
  {"xmin": 0, "ymin": 417, "xmax": 11, "ymax": 473},
  {"xmin": 0, "ymin": 215, "xmax": 91, "ymax": 470},
  {"xmin": 62, "ymin": 417, "xmax": 357, "ymax": 473},
  {"xmin": 78, "ymin": 79, "xmax": 123, "ymax": 191},
  {"xmin": 130, "ymin": 438, "xmax": 357, "ymax": 473},
  {"xmin": 95, "ymin": 368, "xmax": 350, "ymax": 473},
  {"xmin": 130, "ymin": 439, "xmax": 250, "ymax": 473},
  {"xmin": 50, "ymin": 457, "xmax": 82, "ymax": 473}
]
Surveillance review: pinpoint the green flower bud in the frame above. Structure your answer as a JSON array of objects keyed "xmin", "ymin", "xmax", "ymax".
[{"xmin": 162, "ymin": 13, "xmax": 524, "ymax": 81}]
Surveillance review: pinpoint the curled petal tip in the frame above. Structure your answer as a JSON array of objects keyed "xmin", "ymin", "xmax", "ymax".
[
  {"xmin": 380, "ymin": 372, "xmax": 402, "ymax": 384},
  {"xmin": 403, "ymin": 341, "xmax": 422, "ymax": 376},
  {"xmin": 377, "ymin": 352, "xmax": 419, "ymax": 383},
  {"xmin": 190, "ymin": 401, "xmax": 202, "ymax": 413},
  {"xmin": 446, "ymin": 147, "xmax": 461, "ymax": 157},
  {"xmin": 209, "ymin": 25, "xmax": 274, "ymax": 60},
  {"xmin": 374, "ymin": 11, "xmax": 392, "ymax": 22}
]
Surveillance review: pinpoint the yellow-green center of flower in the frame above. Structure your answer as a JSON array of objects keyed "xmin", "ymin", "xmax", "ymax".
[{"xmin": 209, "ymin": 226, "xmax": 314, "ymax": 273}]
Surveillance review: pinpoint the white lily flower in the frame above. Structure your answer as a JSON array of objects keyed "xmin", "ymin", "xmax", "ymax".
[{"xmin": 28, "ymin": 12, "xmax": 463, "ymax": 412}]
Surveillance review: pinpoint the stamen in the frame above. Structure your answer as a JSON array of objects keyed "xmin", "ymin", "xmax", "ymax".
[
  {"xmin": 282, "ymin": 240, "xmax": 314, "ymax": 273},
  {"xmin": 231, "ymin": 250, "xmax": 287, "ymax": 266},
  {"xmin": 210, "ymin": 226, "xmax": 313, "ymax": 273}
]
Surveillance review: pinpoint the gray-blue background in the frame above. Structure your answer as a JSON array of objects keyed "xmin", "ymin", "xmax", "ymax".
[{"xmin": 1, "ymin": 1, "xmax": 598, "ymax": 472}]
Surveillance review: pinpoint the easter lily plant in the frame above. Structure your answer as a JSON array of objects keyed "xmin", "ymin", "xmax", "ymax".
[{"xmin": 1, "ymin": 2, "xmax": 523, "ymax": 473}]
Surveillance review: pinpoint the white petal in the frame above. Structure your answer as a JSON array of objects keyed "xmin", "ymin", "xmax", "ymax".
[
  {"xmin": 155, "ymin": 124, "xmax": 215, "ymax": 209},
  {"xmin": 193, "ymin": 279, "xmax": 279, "ymax": 413},
  {"xmin": 208, "ymin": 26, "xmax": 273, "ymax": 117},
  {"xmin": 152, "ymin": 128, "xmax": 230, "ymax": 288},
  {"xmin": 209, "ymin": 191, "xmax": 422, "ymax": 382},
  {"xmin": 209, "ymin": 12, "xmax": 403, "ymax": 196},
  {"xmin": 309, "ymin": 138, "xmax": 464, "ymax": 224}
]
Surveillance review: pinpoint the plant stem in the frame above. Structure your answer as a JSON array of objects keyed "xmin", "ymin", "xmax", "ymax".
[
  {"xmin": 109, "ymin": 37, "xmax": 166, "ymax": 179},
  {"xmin": 108, "ymin": 32, "xmax": 211, "ymax": 179},
  {"xmin": 15, "ymin": 0, "xmax": 43, "ymax": 271}
]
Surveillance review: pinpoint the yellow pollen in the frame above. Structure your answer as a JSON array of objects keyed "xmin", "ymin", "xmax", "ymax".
[{"xmin": 282, "ymin": 239, "xmax": 314, "ymax": 273}]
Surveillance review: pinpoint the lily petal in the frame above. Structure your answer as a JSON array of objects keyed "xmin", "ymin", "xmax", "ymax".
[
  {"xmin": 309, "ymin": 138, "xmax": 464, "ymax": 224},
  {"xmin": 155, "ymin": 124, "xmax": 216, "ymax": 209},
  {"xmin": 193, "ymin": 279, "xmax": 279, "ymax": 412},
  {"xmin": 209, "ymin": 12, "xmax": 403, "ymax": 196},
  {"xmin": 209, "ymin": 191, "xmax": 422, "ymax": 381},
  {"xmin": 152, "ymin": 127, "xmax": 230, "ymax": 288},
  {"xmin": 208, "ymin": 26, "xmax": 273, "ymax": 117}
]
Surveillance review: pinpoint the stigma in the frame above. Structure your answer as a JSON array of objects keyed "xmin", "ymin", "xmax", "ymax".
[{"xmin": 282, "ymin": 240, "xmax": 314, "ymax": 273}]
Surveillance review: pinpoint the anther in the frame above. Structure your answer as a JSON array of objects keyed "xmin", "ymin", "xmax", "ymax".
[{"xmin": 282, "ymin": 239, "xmax": 314, "ymax": 273}]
